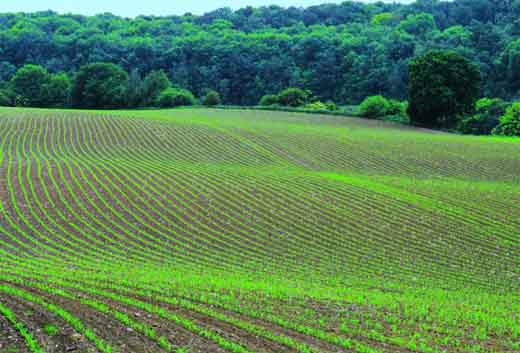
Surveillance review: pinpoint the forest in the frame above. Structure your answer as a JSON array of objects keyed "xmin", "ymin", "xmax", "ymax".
[{"xmin": 1, "ymin": 0, "xmax": 520, "ymax": 134}]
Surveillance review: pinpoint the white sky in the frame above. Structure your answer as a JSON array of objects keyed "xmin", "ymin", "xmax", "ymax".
[{"xmin": 0, "ymin": 0, "xmax": 411, "ymax": 17}]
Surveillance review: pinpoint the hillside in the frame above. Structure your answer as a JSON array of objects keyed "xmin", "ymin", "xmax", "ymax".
[{"xmin": 0, "ymin": 108, "xmax": 518, "ymax": 353}]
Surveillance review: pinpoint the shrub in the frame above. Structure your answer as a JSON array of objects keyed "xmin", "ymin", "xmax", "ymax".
[
  {"xmin": 359, "ymin": 95, "xmax": 390, "ymax": 119},
  {"xmin": 459, "ymin": 98, "xmax": 507, "ymax": 135},
  {"xmin": 387, "ymin": 99, "xmax": 407, "ymax": 116},
  {"xmin": 156, "ymin": 88, "xmax": 196, "ymax": 108},
  {"xmin": 325, "ymin": 101, "xmax": 339, "ymax": 111},
  {"xmin": 202, "ymin": 90, "xmax": 221, "ymax": 106},
  {"xmin": 304, "ymin": 101, "xmax": 328, "ymax": 110},
  {"xmin": 277, "ymin": 88, "xmax": 311, "ymax": 107},
  {"xmin": 493, "ymin": 102, "xmax": 520, "ymax": 136},
  {"xmin": 259, "ymin": 94, "xmax": 279, "ymax": 106},
  {"xmin": 142, "ymin": 70, "xmax": 171, "ymax": 106}
]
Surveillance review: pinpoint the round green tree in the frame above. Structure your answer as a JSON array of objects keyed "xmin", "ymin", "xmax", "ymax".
[
  {"xmin": 277, "ymin": 88, "xmax": 311, "ymax": 107},
  {"xmin": 493, "ymin": 102, "xmax": 520, "ymax": 137},
  {"xmin": 10, "ymin": 64, "xmax": 51, "ymax": 107},
  {"xmin": 72, "ymin": 62, "xmax": 129, "ymax": 109},
  {"xmin": 359, "ymin": 95, "xmax": 390, "ymax": 119},
  {"xmin": 202, "ymin": 90, "xmax": 221, "ymax": 106},
  {"xmin": 259, "ymin": 94, "xmax": 279, "ymax": 106},
  {"xmin": 407, "ymin": 50, "xmax": 481, "ymax": 129},
  {"xmin": 141, "ymin": 70, "xmax": 171, "ymax": 106}
]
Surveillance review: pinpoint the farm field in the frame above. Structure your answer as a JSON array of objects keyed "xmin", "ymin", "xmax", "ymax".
[{"xmin": 0, "ymin": 107, "xmax": 518, "ymax": 353}]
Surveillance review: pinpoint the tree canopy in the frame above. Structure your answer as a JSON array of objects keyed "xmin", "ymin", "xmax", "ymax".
[
  {"xmin": 0, "ymin": 0, "xmax": 519, "ymax": 105},
  {"xmin": 408, "ymin": 50, "xmax": 481, "ymax": 128}
]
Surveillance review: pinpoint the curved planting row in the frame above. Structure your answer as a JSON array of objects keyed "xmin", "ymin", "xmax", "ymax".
[{"xmin": 0, "ymin": 108, "xmax": 518, "ymax": 353}]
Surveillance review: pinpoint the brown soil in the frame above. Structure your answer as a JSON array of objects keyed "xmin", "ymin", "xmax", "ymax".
[{"xmin": 0, "ymin": 293, "xmax": 98, "ymax": 353}]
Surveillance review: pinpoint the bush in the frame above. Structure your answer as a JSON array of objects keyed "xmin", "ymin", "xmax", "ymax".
[
  {"xmin": 493, "ymin": 102, "xmax": 520, "ymax": 136},
  {"xmin": 458, "ymin": 98, "xmax": 507, "ymax": 135},
  {"xmin": 259, "ymin": 94, "xmax": 279, "ymax": 106},
  {"xmin": 141, "ymin": 70, "xmax": 171, "ymax": 106},
  {"xmin": 387, "ymin": 99, "xmax": 407, "ymax": 116},
  {"xmin": 304, "ymin": 101, "xmax": 328, "ymax": 110},
  {"xmin": 277, "ymin": 88, "xmax": 311, "ymax": 107},
  {"xmin": 325, "ymin": 101, "xmax": 339, "ymax": 111},
  {"xmin": 156, "ymin": 88, "xmax": 196, "ymax": 108},
  {"xmin": 359, "ymin": 95, "xmax": 391, "ymax": 119},
  {"xmin": 202, "ymin": 90, "xmax": 221, "ymax": 106}
]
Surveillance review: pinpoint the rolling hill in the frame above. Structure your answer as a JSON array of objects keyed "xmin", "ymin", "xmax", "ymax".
[{"xmin": 0, "ymin": 108, "xmax": 518, "ymax": 353}]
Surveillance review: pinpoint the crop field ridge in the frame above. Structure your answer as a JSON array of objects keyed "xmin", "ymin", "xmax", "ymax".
[{"xmin": 0, "ymin": 107, "xmax": 518, "ymax": 353}]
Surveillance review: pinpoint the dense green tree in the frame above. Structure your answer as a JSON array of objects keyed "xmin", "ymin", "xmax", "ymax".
[
  {"xmin": 43, "ymin": 73, "xmax": 71, "ymax": 107},
  {"xmin": 10, "ymin": 64, "xmax": 51, "ymax": 107},
  {"xmin": 458, "ymin": 98, "xmax": 507, "ymax": 135},
  {"xmin": 0, "ymin": 90, "xmax": 12, "ymax": 106},
  {"xmin": 493, "ymin": 102, "xmax": 520, "ymax": 136},
  {"xmin": 141, "ymin": 71, "xmax": 171, "ymax": 107},
  {"xmin": 276, "ymin": 88, "xmax": 311, "ymax": 107},
  {"xmin": 359, "ymin": 96, "xmax": 391, "ymax": 119},
  {"xmin": 497, "ymin": 38, "xmax": 520, "ymax": 93},
  {"xmin": 72, "ymin": 63, "xmax": 128, "ymax": 109},
  {"xmin": 407, "ymin": 50, "xmax": 481, "ymax": 128},
  {"xmin": 259, "ymin": 94, "xmax": 279, "ymax": 106},
  {"xmin": 202, "ymin": 90, "xmax": 221, "ymax": 106},
  {"xmin": 0, "ymin": 62, "xmax": 16, "ymax": 82},
  {"xmin": 397, "ymin": 13, "xmax": 437, "ymax": 38},
  {"xmin": 125, "ymin": 69, "xmax": 145, "ymax": 108}
]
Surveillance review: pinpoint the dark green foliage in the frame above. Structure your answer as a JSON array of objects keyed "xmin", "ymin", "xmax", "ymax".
[
  {"xmin": 43, "ymin": 73, "xmax": 71, "ymax": 108},
  {"xmin": 125, "ymin": 69, "xmax": 145, "ymax": 108},
  {"xmin": 0, "ymin": 62, "xmax": 16, "ymax": 82},
  {"xmin": 359, "ymin": 96, "xmax": 391, "ymax": 119},
  {"xmin": 407, "ymin": 50, "xmax": 481, "ymax": 129},
  {"xmin": 124, "ymin": 69, "xmax": 172, "ymax": 108},
  {"xmin": 497, "ymin": 38, "xmax": 520, "ymax": 93},
  {"xmin": 202, "ymin": 90, "xmax": 222, "ymax": 106},
  {"xmin": 458, "ymin": 98, "xmax": 508, "ymax": 135},
  {"xmin": 493, "ymin": 102, "xmax": 520, "ymax": 136},
  {"xmin": 259, "ymin": 95, "xmax": 279, "ymax": 106},
  {"xmin": 359, "ymin": 96, "xmax": 408, "ymax": 121},
  {"xmin": 304, "ymin": 101, "xmax": 328, "ymax": 111},
  {"xmin": 325, "ymin": 101, "xmax": 338, "ymax": 111},
  {"xmin": 10, "ymin": 65, "xmax": 51, "ymax": 107},
  {"xmin": 141, "ymin": 71, "xmax": 171, "ymax": 107},
  {"xmin": 0, "ymin": 2, "xmax": 519, "ymax": 109},
  {"xmin": 0, "ymin": 90, "xmax": 12, "ymax": 106},
  {"xmin": 277, "ymin": 88, "xmax": 311, "ymax": 107},
  {"xmin": 72, "ymin": 63, "xmax": 129, "ymax": 109},
  {"xmin": 387, "ymin": 99, "xmax": 407, "ymax": 117},
  {"xmin": 156, "ymin": 88, "xmax": 196, "ymax": 108},
  {"xmin": 397, "ymin": 13, "xmax": 437, "ymax": 38}
]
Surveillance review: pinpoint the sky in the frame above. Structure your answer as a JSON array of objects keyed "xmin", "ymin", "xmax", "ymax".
[{"xmin": 0, "ymin": 0, "xmax": 409, "ymax": 18}]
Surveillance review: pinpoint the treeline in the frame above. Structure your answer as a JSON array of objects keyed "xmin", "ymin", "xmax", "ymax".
[
  {"xmin": 2, "ymin": 52, "xmax": 519, "ymax": 137},
  {"xmin": 0, "ymin": 63, "xmax": 221, "ymax": 109},
  {"xmin": 1, "ymin": 0, "xmax": 520, "ymax": 105}
]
